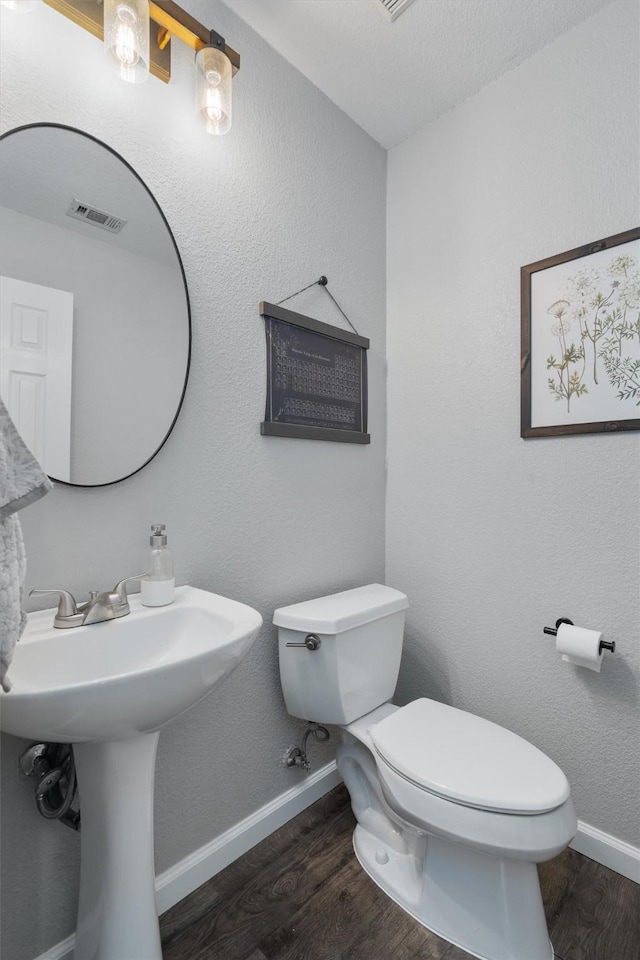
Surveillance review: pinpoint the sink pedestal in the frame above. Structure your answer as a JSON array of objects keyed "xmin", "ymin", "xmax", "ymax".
[
  {"xmin": 74, "ymin": 733, "xmax": 162, "ymax": 960},
  {"xmin": 0, "ymin": 586, "xmax": 264, "ymax": 958}
]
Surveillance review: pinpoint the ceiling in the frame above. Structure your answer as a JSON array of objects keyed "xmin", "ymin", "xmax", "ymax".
[
  {"xmin": 220, "ymin": 0, "xmax": 613, "ymax": 149},
  {"xmin": 0, "ymin": 126, "xmax": 178, "ymax": 266}
]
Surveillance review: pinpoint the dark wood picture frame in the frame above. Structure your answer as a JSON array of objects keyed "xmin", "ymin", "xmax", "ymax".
[{"xmin": 521, "ymin": 227, "xmax": 640, "ymax": 438}]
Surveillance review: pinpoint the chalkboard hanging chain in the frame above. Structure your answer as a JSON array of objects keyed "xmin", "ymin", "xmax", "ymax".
[
  {"xmin": 276, "ymin": 276, "xmax": 360, "ymax": 336},
  {"xmin": 276, "ymin": 279, "xmax": 319, "ymax": 306},
  {"xmin": 321, "ymin": 283, "xmax": 360, "ymax": 337}
]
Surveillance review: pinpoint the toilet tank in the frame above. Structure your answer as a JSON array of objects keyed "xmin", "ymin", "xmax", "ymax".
[{"xmin": 274, "ymin": 584, "xmax": 409, "ymax": 725}]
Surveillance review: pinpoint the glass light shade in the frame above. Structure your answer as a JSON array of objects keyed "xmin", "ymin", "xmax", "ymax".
[
  {"xmin": 104, "ymin": 0, "xmax": 149, "ymax": 84},
  {"xmin": 195, "ymin": 45, "xmax": 232, "ymax": 136},
  {"xmin": 1, "ymin": 1, "xmax": 38, "ymax": 10}
]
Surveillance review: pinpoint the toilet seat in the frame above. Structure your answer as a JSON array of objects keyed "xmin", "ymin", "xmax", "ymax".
[
  {"xmin": 370, "ymin": 698, "xmax": 570, "ymax": 815},
  {"xmin": 372, "ymin": 747, "xmax": 577, "ymax": 862},
  {"xmin": 344, "ymin": 700, "xmax": 577, "ymax": 862}
]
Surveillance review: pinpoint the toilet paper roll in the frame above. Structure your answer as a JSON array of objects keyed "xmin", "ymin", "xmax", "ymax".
[{"xmin": 556, "ymin": 623, "xmax": 603, "ymax": 673}]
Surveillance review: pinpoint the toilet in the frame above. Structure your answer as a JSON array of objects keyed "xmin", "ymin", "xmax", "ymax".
[{"xmin": 275, "ymin": 584, "xmax": 577, "ymax": 960}]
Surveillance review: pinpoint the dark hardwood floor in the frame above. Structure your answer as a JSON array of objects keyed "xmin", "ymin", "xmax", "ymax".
[{"xmin": 160, "ymin": 786, "xmax": 640, "ymax": 960}]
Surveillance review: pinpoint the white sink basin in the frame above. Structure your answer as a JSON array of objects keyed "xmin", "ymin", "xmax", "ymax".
[
  {"xmin": 0, "ymin": 584, "xmax": 262, "ymax": 960},
  {"xmin": 0, "ymin": 585, "xmax": 262, "ymax": 743}
]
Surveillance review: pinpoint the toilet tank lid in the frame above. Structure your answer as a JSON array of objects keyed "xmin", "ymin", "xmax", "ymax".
[{"xmin": 273, "ymin": 584, "xmax": 409, "ymax": 633}]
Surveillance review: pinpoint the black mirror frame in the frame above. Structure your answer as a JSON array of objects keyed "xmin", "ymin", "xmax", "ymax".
[{"xmin": 0, "ymin": 122, "xmax": 192, "ymax": 488}]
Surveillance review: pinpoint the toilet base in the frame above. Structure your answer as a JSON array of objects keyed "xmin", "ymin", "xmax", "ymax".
[{"xmin": 353, "ymin": 824, "xmax": 554, "ymax": 960}]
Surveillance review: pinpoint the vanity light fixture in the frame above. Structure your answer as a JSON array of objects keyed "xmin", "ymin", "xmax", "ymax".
[
  {"xmin": 195, "ymin": 30, "xmax": 232, "ymax": 135},
  {"xmin": 42, "ymin": 0, "xmax": 240, "ymax": 134},
  {"xmin": 104, "ymin": 0, "xmax": 150, "ymax": 84}
]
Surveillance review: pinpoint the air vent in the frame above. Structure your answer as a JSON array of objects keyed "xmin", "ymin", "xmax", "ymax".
[
  {"xmin": 66, "ymin": 199, "xmax": 127, "ymax": 234},
  {"xmin": 374, "ymin": 0, "xmax": 417, "ymax": 21}
]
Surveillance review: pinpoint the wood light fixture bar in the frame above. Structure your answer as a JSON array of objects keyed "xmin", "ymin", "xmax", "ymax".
[
  {"xmin": 43, "ymin": 0, "xmax": 240, "ymax": 83},
  {"xmin": 150, "ymin": 0, "xmax": 239, "ymax": 71}
]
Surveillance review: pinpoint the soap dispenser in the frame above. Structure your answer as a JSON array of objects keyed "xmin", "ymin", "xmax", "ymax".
[{"xmin": 141, "ymin": 524, "xmax": 175, "ymax": 607}]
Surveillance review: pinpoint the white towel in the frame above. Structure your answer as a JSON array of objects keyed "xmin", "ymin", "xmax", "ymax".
[{"xmin": 0, "ymin": 398, "xmax": 52, "ymax": 691}]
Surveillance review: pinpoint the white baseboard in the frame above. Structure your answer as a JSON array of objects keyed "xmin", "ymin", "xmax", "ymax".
[
  {"xmin": 571, "ymin": 820, "xmax": 640, "ymax": 884},
  {"xmin": 34, "ymin": 761, "xmax": 341, "ymax": 960},
  {"xmin": 32, "ymin": 776, "xmax": 640, "ymax": 960},
  {"xmin": 155, "ymin": 760, "xmax": 342, "ymax": 912},
  {"xmin": 33, "ymin": 934, "xmax": 76, "ymax": 960}
]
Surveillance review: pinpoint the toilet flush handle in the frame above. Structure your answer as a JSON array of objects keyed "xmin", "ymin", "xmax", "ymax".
[{"xmin": 286, "ymin": 634, "xmax": 321, "ymax": 651}]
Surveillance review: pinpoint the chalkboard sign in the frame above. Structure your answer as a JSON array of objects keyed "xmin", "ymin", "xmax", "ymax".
[{"xmin": 260, "ymin": 301, "xmax": 370, "ymax": 443}]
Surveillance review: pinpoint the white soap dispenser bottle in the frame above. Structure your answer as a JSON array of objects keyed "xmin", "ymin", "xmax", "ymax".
[{"xmin": 141, "ymin": 524, "xmax": 175, "ymax": 607}]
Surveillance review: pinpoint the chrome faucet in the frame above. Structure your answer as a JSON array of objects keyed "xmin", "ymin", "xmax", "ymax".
[{"xmin": 30, "ymin": 576, "xmax": 146, "ymax": 628}]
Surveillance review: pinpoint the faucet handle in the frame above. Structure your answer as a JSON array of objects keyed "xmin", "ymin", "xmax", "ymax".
[
  {"xmin": 112, "ymin": 574, "xmax": 147, "ymax": 605},
  {"xmin": 29, "ymin": 589, "xmax": 78, "ymax": 617},
  {"xmin": 29, "ymin": 589, "xmax": 85, "ymax": 628}
]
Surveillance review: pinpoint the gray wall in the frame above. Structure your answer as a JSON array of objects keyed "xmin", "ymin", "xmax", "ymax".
[
  {"xmin": 0, "ymin": 2, "xmax": 386, "ymax": 957},
  {"xmin": 387, "ymin": 0, "xmax": 639, "ymax": 847}
]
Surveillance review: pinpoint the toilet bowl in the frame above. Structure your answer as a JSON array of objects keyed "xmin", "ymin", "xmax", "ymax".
[
  {"xmin": 339, "ymin": 702, "xmax": 576, "ymax": 960},
  {"xmin": 275, "ymin": 584, "xmax": 577, "ymax": 960}
]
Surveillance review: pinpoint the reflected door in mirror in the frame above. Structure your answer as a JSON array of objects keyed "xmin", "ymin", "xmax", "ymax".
[{"xmin": 0, "ymin": 276, "xmax": 73, "ymax": 482}]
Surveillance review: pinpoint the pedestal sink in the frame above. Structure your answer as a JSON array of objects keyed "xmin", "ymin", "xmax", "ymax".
[{"xmin": 0, "ymin": 585, "xmax": 263, "ymax": 960}]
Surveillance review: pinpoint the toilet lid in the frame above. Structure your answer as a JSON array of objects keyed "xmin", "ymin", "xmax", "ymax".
[{"xmin": 370, "ymin": 699, "xmax": 570, "ymax": 814}]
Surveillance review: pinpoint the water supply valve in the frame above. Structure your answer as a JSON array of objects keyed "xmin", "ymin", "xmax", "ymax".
[
  {"xmin": 281, "ymin": 722, "xmax": 331, "ymax": 776},
  {"xmin": 281, "ymin": 745, "xmax": 310, "ymax": 772}
]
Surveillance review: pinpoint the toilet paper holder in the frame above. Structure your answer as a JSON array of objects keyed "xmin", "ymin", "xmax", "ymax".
[{"xmin": 543, "ymin": 618, "xmax": 615, "ymax": 654}]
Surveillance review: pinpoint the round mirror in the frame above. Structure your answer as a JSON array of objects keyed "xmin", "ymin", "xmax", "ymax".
[{"xmin": 0, "ymin": 124, "xmax": 190, "ymax": 487}]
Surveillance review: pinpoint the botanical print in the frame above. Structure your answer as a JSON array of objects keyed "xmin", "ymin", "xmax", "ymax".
[{"xmin": 530, "ymin": 239, "xmax": 640, "ymax": 428}]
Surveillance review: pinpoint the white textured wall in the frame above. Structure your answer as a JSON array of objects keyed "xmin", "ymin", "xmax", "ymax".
[
  {"xmin": 0, "ymin": 3, "xmax": 386, "ymax": 957},
  {"xmin": 387, "ymin": 0, "xmax": 639, "ymax": 846}
]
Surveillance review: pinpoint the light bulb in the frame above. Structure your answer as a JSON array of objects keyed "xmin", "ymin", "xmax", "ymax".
[
  {"xmin": 104, "ymin": 0, "xmax": 149, "ymax": 84},
  {"xmin": 195, "ymin": 45, "xmax": 232, "ymax": 135},
  {"xmin": 204, "ymin": 73, "xmax": 223, "ymax": 123},
  {"xmin": 115, "ymin": 21, "xmax": 138, "ymax": 67}
]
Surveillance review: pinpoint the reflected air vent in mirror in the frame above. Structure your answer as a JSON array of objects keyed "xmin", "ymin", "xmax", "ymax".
[
  {"xmin": 374, "ymin": 0, "xmax": 416, "ymax": 21},
  {"xmin": 66, "ymin": 199, "xmax": 127, "ymax": 234}
]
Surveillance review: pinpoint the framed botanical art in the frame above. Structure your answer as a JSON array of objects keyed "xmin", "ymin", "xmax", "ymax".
[{"xmin": 521, "ymin": 227, "xmax": 640, "ymax": 438}]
